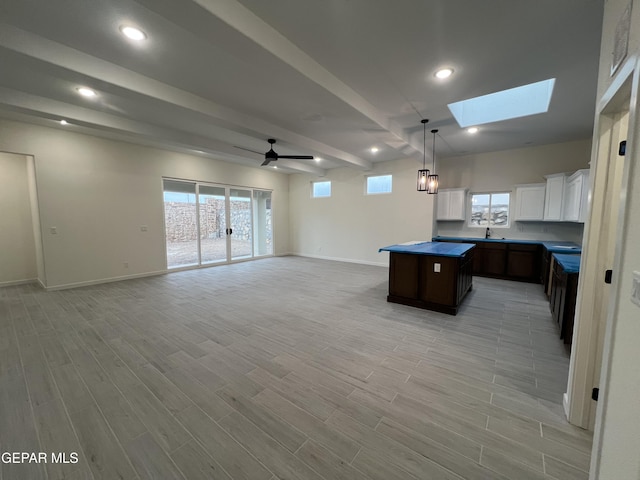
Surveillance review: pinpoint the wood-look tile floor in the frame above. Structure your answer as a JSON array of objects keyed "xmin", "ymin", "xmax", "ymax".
[{"xmin": 0, "ymin": 256, "xmax": 592, "ymax": 480}]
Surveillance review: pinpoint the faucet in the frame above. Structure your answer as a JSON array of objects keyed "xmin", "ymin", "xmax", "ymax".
[{"xmin": 485, "ymin": 227, "xmax": 491, "ymax": 239}]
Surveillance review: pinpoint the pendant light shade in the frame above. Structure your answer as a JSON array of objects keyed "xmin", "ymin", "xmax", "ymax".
[
  {"xmin": 417, "ymin": 119, "xmax": 429, "ymax": 191},
  {"xmin": 428, "ymin": 129, "xmax": 439, "ymax": 194}
]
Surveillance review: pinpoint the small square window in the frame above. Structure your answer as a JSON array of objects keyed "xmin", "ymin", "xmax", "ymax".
[
  {"xmin": 366, "ymin": 175, "xmax": 392, "ymax": 195},
  {"xmin": 470, "ymin": 192, "xmax": 510, "ymax": 227},
  {"xmin": 312, "ymin": 181, "xmax": 331, "ymax": 198}
]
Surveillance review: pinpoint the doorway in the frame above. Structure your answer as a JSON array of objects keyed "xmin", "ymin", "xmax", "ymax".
[
  {"xmin": 565, "ymin": 59, "xmax": 635, "ymax": 432},
  {"xmin": 162, "ymin": 178, "xmax": 273, "ymax": 269}
]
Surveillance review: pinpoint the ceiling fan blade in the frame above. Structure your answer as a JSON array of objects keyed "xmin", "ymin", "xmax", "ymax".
[
  {"xmin": 261, "ymin": 158, "xmax": 272, "ymax": 166},
  {"xmin": 234, "ymin": 146, "xmax": 263, "ymax": 155},
  {"xmin": 277, "ymin": 155, "xmax": 315, "ymax": 160}
]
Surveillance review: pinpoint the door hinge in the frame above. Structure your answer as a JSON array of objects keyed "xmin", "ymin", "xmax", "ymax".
[
  {"xmin": 592, "ymin": 387, "xmax": 599, "ymax": 401},
  {"xmin": 605, "ymin": 269, "xmax": 613, "ymax": 284}
]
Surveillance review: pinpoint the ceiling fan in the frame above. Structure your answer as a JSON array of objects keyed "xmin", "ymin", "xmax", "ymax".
[{"xmin": 235, "ymin": 139, "xmax": 314, "ymax": 166}]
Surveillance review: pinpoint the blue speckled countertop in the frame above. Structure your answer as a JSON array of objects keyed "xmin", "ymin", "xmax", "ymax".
[
  {"xmin": 433, "ymin": 236, "xmax": 581, "ymax": 253},
  {"xmin": 553, "ymin": 253, "xmax": 581, "ymax": 273},
  {"xmin": 379, "ymin": 242, "xmax": 475, "ymax": 257},
  {"xmin": 540, "ymin": 241, "xmax": 582, "ymax": 253}
]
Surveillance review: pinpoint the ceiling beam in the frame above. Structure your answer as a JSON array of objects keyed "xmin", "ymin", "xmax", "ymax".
[
  {"xmin": 0, "ymin": 23, "xmax": 366, "ymax": 169},
  {"xmin": 0, "ymin": 86, "xmax": 328, "ymax": 175},
  {"xmin": 195, "ymin": 0, "xmax": 423, "ymax": 155}
]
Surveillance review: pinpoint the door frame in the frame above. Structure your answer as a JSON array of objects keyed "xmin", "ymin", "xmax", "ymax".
[
  {"xmin": 161, "ymin": 176, "xmax": 274, "ymax": 270},
  {"xmin": 565, "ymin": 52, "xmax": 638, "ymax": 440}
]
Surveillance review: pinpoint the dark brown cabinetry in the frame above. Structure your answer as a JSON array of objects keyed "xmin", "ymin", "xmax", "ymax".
[
  {"xmin": 387, "ymin": 248, "xmax": 474, "ymax": 315},
  {"xmin": 507, "ymin": 244, "xmax": 541, "ymax": 281},
  {"xmin": 550, "ymin": 259, "xmax": 579, "ymax": 344},
  {"xmin": 435, "ymin": 239, "xmax": 541, "ymax": 283}
]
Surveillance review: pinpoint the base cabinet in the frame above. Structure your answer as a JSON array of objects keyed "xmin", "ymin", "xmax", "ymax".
[
  {"xmin": 388, "ymin": 250, "xmax": 474, "ymax": 315},
  {"xmin": 436, "ymin": 239, "xmax": 541, "ymax": 283},
  {"xmin": 507, "ymin": 244, "xmax": 541, "ymax": 280},
  {"xmin": 550, "ymin": 260, "xmax": 579, "ymax": 344}
]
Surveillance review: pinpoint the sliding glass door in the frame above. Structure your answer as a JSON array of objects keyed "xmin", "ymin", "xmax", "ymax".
[
  {"xmin": 163, "ymin": 179, "xmax": 272, "ymax": 269},
  {"xmin": 198, "ymin": 185, "xmax": 227, "ymax": 264},
  {"xmin": 229, "ymin": 188, "xmax": 253, "ymax": 260},
  {"xmin": 163, "ymin": 180, "xmax": 199, "ymax": 269},
  {"xmin": 253, "ymin": 190, "xmax": 273, "ymax": 256}
]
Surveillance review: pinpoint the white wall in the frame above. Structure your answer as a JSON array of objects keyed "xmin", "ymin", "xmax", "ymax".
[
  {"xmin": 289, "ymin": 157, "xmax": 434, "ymax": 266},
  {"xmin": 26, "ymin": 155, "xmax": 45, "ymax": 286},
  {"xmin": 436, "ymin": 140, "xmax": 592, "ymax": 243},
  {"xmin": 0, "ymin": 119, "xmax": 290, "ymax": 289},
  {"xmin": 0, "ymin": 152, "xmax": 37, "ymax": 285},
  {"xmin": 590, "ymin": 0, "xmax": 640, "ymax": 478}
]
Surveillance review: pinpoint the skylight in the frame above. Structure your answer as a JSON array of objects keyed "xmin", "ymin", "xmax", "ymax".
[{"xmin": 448, "ymin": 78, "xmax": 556, "ymax": 128}]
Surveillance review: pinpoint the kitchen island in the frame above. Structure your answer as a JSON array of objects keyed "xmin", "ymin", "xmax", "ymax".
[{"xmin": 379, "ymin": 242, "xmax": 475, "ymax": 315}]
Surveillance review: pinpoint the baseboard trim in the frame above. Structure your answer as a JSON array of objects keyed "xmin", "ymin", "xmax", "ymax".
[
  {"xmin": 291, "ymin": 253, "xmax": 387, "ymax": 267},
  {"xmin": 45, "ymin": 270, "xmax": 167, "ymax": 291},
  {"xmin": 0, "ymin": 278, "xmax": 37, "ymax": 288}
]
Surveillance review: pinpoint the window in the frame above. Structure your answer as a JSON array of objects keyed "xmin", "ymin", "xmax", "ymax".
[
  {"xmin": 469, "ymin": 192, "xmax": 510, "ymax": 227},
  {"xmin": 366, "ymin": 174, "xmax": 392, "ymax": 194},
  {"xmin": 312, "ymin": 181, "xmax": 331, "ymax": 198}
]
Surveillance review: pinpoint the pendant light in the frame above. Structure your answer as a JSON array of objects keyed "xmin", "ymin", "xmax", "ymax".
[
  {"xmin": 428, "ymin": 129, "xmax": 439, "ymax": 194},
  {"xmin": 417, "ymin": 119, "xmax": 430, "ymax": 191}
]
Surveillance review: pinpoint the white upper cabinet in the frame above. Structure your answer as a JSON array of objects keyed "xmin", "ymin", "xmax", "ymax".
[
  {"xmin": 563, "ymin": 169, "xmax": 590, "ymax": 222},
  {"xmin": 436, "ymin": 188, "xmax": 467, "ymax": 220},
  {"xmin": 544, "ymin": 173, "xmax": 567, "ymax": 221},
  {"xmin": 514, "ymin": 183, "xmax": 546, "ymax": 221}
]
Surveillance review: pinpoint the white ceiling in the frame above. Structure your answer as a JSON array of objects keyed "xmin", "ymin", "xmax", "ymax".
[{"xmin": 0, "ymin": 0, "xmax": 604, "ymax": 175}]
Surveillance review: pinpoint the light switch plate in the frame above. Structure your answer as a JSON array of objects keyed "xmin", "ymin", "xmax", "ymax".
[
  {"xmin": 632, "ymin": 271, "xmax": 640, "ymax": 308},
  {"xmin": 434, "ymin": 263, "xmax": 441, "ymax": 273}
]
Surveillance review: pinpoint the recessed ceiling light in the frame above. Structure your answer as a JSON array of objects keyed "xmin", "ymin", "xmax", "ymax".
[
  {"xmin": 60, "ymin": 120, "xmax": 68, "ymax": 125},
  {"xmin": 77, "ymin": 87, "xmax": 96, "ymax": 97},
  {"xmin": 315, "ymin": 157, "xmax": 322, "ymax": 162},
  {"xmin": 273, "ymin": 166, "xmax": 278, "ymax": 169},
  {"xmin": 435, "ymin": 68, "xmax": 454, "ymax": 79},
  {"xmin": 370, "ymin": 147, "xmax": 379, "ymax": 153},
  {"xmin": 120, "ymin": 25, "xmax": 146, "ymax": 41},
  {"xmin": 467, "ymin": 127, "xmax": 479, "ymax": 134}
]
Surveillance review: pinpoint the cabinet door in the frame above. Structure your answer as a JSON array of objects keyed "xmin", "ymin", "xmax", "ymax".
[
  {"xmin": 482, "ymin": 245, "xmax": 507, "ymax": 276},
  {"xmin": 507, "ymin": 245, "xmax": 540, "ymax": 280},
  {"xmin": 436, "ymin": 190, "xmax": 451, "ymax": 220},
  {"xmin": 514, "ymin": 185, "xmax": 545, "ymax": 221},
  {"xmin": 448, "ymin": 190, "xmax": 466, "ymax": 220},
  {"xmin": 544, "ymin": 175, "xmax": 565, "ymax": 221},
  {"xmin": 563, "ymin": 177, "xmax": 580, "ymax": 221}
]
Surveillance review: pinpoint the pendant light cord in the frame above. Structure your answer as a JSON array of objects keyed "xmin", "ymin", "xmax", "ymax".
[
  {"xmin": 421, "ymin": 119, "xmax": 429, "ymax": 168},
  {"xmin": 431, "ymin": 129, "xmax": 438, "ymax": 171}
]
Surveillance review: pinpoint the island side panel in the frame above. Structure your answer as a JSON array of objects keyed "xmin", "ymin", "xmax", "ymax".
[
  {"xmin": 388, "ymin": 252, "xmax": 419, "ymax": 300},
  {"xmin": 419, "ymin": 255, "xmax": 456, "ymax": 306}
]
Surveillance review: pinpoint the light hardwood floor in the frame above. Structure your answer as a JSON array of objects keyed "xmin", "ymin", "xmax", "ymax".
[{"xmin": 0, "ymin": 256, "xmax": 592, "ymax": 480}]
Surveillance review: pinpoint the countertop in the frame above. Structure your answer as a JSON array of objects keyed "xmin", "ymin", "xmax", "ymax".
[
  {"xmin": 540, "ymin": 241, "xmax": 582, "ymax": 253},
  {"xmin": 379, "ymin": 241, "xmax": 475, "ymax": 257},
  {"xmin": 553, "ymin": 253, "xmax": 581, "ymax": 273},
  {"xmin": 433, "ymin": 236, "xmax": 582, "ymax": 253}
]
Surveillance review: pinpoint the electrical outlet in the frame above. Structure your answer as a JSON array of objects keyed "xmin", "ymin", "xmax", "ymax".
[
  {"xmin": 632, "ymin": 271, "xmax": 640, "ymax": 307},
  {"xmin": 50, "ymin": 226, "xmax": 57, "ymax": 234},
  {"xmin": 140, "ymin": 225, "xmax": 148, "ymax": 232},
  {"xmin": 434, "ymin": 263, "xmax": 441, "ymax": 273}
]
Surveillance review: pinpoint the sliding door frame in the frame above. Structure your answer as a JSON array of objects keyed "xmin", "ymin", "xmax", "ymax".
[{"xmin": 161, "ymin": 176, "xmax": 274, "ymax": 271}]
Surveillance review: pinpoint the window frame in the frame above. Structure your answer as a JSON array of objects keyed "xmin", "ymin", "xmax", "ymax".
[
  {"xmin": 468, "ymin": 191, "xmax": 511, "ymax": 228},
  {"xmin": 311, "ymin": 180, "xmax": 332, "ymax": 198},
  {"xmin": 365, "ymin": 174, "xmax": 393, "ymax": 195}
]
